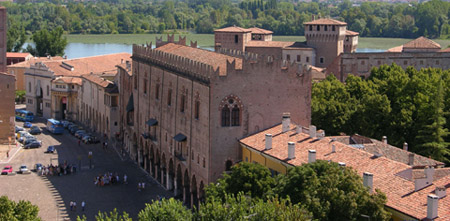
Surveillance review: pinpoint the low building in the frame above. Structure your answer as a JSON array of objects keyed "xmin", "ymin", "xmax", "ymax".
[
  {"xmin": 0, "ymin": 72, "xmax": 15, "ymax": 144},
  {"xmin": 7, "ymin": 56, "xmax": 64, "ymax": 91},
  {"xmin": 25, "ymin": 53, "xmax": 130, "ymax": 119},
  {"xmin": 6, "ymin": 52, "xmax": 33, "ymax": 65},
  {"xmin": 239, "ymin": 114, "xmax": 449, "ymax": 221}
]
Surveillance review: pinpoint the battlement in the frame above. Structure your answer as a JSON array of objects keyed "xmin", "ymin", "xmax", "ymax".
[
  {"xmin": 218, "ymin": 48, "xmax": 258, "ymax": 61},
  {"xmin": 155, "ymin": 34, "xmax": 197, "ymax": 48},
  {"xmin": 133, "ymin": 44, "xmax": 216, "ymax": 84}
]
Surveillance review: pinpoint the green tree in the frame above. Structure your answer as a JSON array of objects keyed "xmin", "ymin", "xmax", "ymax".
[
  {"xmin": 205, "ymin": 162, "xmax": 276, "ymax": 201},
  {"xmin": 6, "ymin": 20, "xmax": 26, "ymax": 52},
  {"xmin": 138, "ymin": 198, "xmax": 192, "ymax": 221},
  {"xmin": 416, "ymin": 79, "xmax": 450, "ymax": 163},
  {"xmin": 77, "ymin": 208, "xmax": 131, "ymax": 221},
  {"xmin": 26, "ymin": 27, "xmax": 67, "ymax": 57},
  {"xmin": 0, "ymin": 195, "xmax": 41, "ymax": 221},
  {"xmin": 275, "ymin": 161, "xmax": 390, "ymax": 221},
  {"xmin": 197, "ymin": 193, "xmax": 311, "ymax": 221}
]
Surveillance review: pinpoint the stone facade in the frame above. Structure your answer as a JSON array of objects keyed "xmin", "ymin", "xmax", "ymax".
[
  {"xmin": 0, "ymin": 72, "xmax": 15, "ymax": 144},
  {"xmin": 0, "ymin": 7, "xmax": 6, "ymax": 73},
  {"xmin": 118, "ymin": 41, "xmax": 312, "ymax": 208},
  {"xmin": 25, "ymin": 63, "xmax": 53, "ymax": 118}
]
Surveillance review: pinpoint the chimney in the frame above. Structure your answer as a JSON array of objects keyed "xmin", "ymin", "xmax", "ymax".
[
  {"xmin": 425, "ymin": 166, "xmax": 435, "ymax": 179},
  {"xmin": 309, "ymin": 125, "xmax": 317, "ymax": 138},
  {"xmin": 403, "ymin": 142, "xmax": 408, "ymax": 151},
  {"xmin": 382, "ymin": 136, "xmax": 387, "ymax": 144},
  {"xmin": 308, "ymin": 149, "xmax": 316, "ymax": 163},
  {"xmin": 338, "ymin": 162, "xmax": 346, "ymax": 167},
  {"xmin": 331, "ymin": 144, "xmax": 336, "ymax": 153},
  {"xmin": 282, "ymin": 113, "xmax": 291, "ymax": 133},
  {"xmin": 435, "ymin": 186, "xmax": 446, "ymax": 199},
  {"xmin": 121, "ymin": 59, "xmax": 124, "ymax": 64},
  {"xmin": 312, "ymin": 15, "xmax": 315, "ymax": 21},
  {"xmin": 363, "ymin": 172, "xmax": 373, "ymax": 193},
  {"xmin": 287, "ymin": 142, "xmax": 295, "ymax": 160},
  {"xmin": 296, "ymin": 125, "xmax": 302, "ymax": 134},
  {"xmin": 408, "ymin": 153, "xmax": 414, "ymax": 166},
  {"xmin": 427, "ymin": 194, "xmax": 439, "ymax": 220},
  {"xmin": 126, "ymin": 60, "xmax": 131, "ymax": 71},
  {"xmin": 265, "ymin": 134, "xmax": 272, "ymax": 150}
]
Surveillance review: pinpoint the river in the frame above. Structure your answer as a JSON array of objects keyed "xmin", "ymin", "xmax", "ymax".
[{"xmin": 24, "ymin": 43, "xmax": 386, "ymax": 59}]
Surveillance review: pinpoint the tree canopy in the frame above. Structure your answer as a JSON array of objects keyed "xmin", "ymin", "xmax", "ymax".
[
  {"xmin": 1, "ymin": 0, "xmax": 449, "ymax": 38},
  {"xmin": 26, "ymin": 27, "xmax": 67, "ymax": 57},
  {"xmin": 0, "ymin": 195, "xmax": 41, "ymax": 221},
  {"xmin": 312, "ymin": 64, "xmax": 450, "ymax": 164}
]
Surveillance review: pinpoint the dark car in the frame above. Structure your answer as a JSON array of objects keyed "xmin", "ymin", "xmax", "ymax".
[
  {"xmin": 15, "ymin": 126, "xmax": 24, "ymax": 133},
  {"xmin": 45, "ymin": 146, "xmax": 55, "ymax": 153},
  {"xmin": 24, "ymin": 138, "xmax": 38, "ymax": 145},
  {"xmin": 75, "ymin": 130, "xmax": 86, "ymax": 139},
  {"xmin": 89, "ymin": 136, "xmax": 100, "ymax": 144},
  {"xmin": 24, "ymin": 122, "xmax": 32, "ymax": 128},
  {"xmin": 69, "ymin": 126, "xmax": 79, "ymax": 135},
  {"xmin": 29, "ymin": 126, "xmax": 42, "ymax": 135},
  {"xmin": 24, "ymin": 141, "xmax": 42, "ymax": 149},
  {"xmin": 35, "ymin": 163, "xmax": 43, "ymax": 171}
]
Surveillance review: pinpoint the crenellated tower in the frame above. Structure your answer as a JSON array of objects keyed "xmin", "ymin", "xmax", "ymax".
[{"xmin": 304, "ymin": 16, "xmax": 348, "ymax": 68}]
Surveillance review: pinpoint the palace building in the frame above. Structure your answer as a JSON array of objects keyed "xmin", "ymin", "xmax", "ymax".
[{"xmin": 118, "ymin": 40, "xmax": 314, "ymax": 207}]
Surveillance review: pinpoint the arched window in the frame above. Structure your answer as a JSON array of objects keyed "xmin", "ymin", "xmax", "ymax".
[
  {"xmin": 221, "ymin": 105, "xmax": 230, "ymax": 127},
  {"xmin": 231, "ymin": 105, "xmax": 240, "ymax": 126},
  {"xmin": 225, "ymin": 160, "xmax": 233, "ymax": 171}
]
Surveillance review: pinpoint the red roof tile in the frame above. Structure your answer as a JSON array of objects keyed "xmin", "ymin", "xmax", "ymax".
[
  {"xmin": 6, "ymin": 52, "xmax": 32, "ymax": 58},
  {"xmin": 240, "ymin": 124, "xmax": 450, "ymax": 220},
  {"xmin": 248, "ymin": 27, "xmax": 273, "ymax": 34},
  {"xmin": 8, "ymin": 56, "xmax": 65, "ymax": 68},
  {"xmin": 246, "ymin": 41, "xmax": 296, "ymax": 48},
  {"xmin": 155, "ymin": 43, "xmax": 242, "ymax": 76},
  {"xmin": 345, "ymin": 30, "xmax": 359, "ymax": 36},
  {"xmin": 304, "ymin": 18, "xmax": 347, "ymax": 25},
  {"xmin": 53, "ymin": 77, "xmax": 82, "ymax": 85},
  {"xmin": 403, "ymin": 36, "xmax": 441, "ymax": 49},
  {"xmin": 386, "ymin": 45, "xmax": 403, "ymax": 52},
  {"xmin": 40, "ymin": 53, "xmax": 130, "ymax": 77},
  {"xmin": 214, "ymin": 26, "xmax": 251, "ymax": 33},
  {"xmin": 82, "ymin": 74, "xmax": 112, "ymax": 88},
  {"xmin": 440, "ymin": 47, "xmax": 450, "ymax": 52}
]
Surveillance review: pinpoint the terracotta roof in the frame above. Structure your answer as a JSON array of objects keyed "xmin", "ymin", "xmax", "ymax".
[
  {"xmin": 386, "ymin": 45, "xmax": 403, "ymax": 52},
  {"xmin": 248, "ymin": 27, "xmax": 273, "ymax": 34},
  {"xmin": 116, "ymin": 63, "xmax": 132, "ymax": 76},
  {"xmin": 214, "ymin": 26, "xmax": 251, "ymax": 33},
  {"xmin": 240, "ymin": 124, "xmax": 450, "ymax": 220},
  {"xmin": 403, "ymin": 36, "xmax": 441, "ymax": 49},
  {"xmin": 8, "ymin": 56, "xmax": 65, "ymax": 68},
  {"xmin": 82, "ymin": 74, "xmax": 112, "ymax": 88},
  {"xmin": 413, "ymin": 168, "xmax": 450, "ymax": 181},
  {"xmin": 155, "ymin": 43, "xmax": 242, "ymax": 76},
  {"xmin": 345, "ymin": 30, "xmax": 359, "ymax": 36},
  {"xmin": 6, "ymin": 52, "xmax": 32, "ymax": 58},
  {"xmin": 440, "ymin": 47, "xmax": 450, "ymax": 52},
  {"xmin": 39, "ymin": 53, "xmax": 130, "ymax": 77},
  {"xmin": 52, "ymin": 76, "xmax": 82, "ymax": 85},
  {"xmin": 246, "ymin": 41, "xmax": 296, "ymax": 48},
  {"xmin": 304, "ymin": 18, "xmax": 347, "ymax": 25},
  {"xmin": 328, "ymin": 135, "xmax": 444, "ymax": 168}
]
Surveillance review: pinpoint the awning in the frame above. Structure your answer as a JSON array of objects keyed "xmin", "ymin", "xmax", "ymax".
[
  {"xmin": 126, "ymin": 93, "xmax": 134, "ymax": 112},
  {"xmin": 173, "ymin": 133, "xmax": 187, "ymax": 142},
  {"xmin": 146, "ymin": 118, "xmax": 158, "ymax": 126}
]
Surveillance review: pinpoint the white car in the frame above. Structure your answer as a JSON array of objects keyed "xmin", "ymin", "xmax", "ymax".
[{"xmin": 19, "ymin": 165, "xmax": 29, "ymax": 174}]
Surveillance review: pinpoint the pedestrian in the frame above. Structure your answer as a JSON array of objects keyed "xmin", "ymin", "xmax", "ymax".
[
  {"xmin": 70, "ymin": 201, "xmax": 73, "ymax": 211},
  {"xmin": 73, "ymin": 201, "xmax": 77, "ymax": 211},
  {"xmin": 82, "ymin": 201, "xmax": 85, "ymax": 211},
  {"xmin": 124, "ymin": 174, "xmax": 127, "ymax": 184},
  {"xmin": 116, "ymin": 175, "xmax": 119, "ymax": 183},
  {"xmin": 142, "ymin": 182, "xmax": 145, "ymax": 190},
  {"xmin": 138, "ymin": 182, "xmax": 141, "ymax": 191},
  {"xmin": 78, "ymin": 140, "xmax": 80, "ymax": 146}
]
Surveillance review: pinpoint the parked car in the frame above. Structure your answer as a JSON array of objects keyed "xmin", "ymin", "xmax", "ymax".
[
  {"xmin": 19, "ymin": 165, "xmax": 29, "ymax": 174},
  {"xmin": 17, "ymin": 131, "xmax": 29, "ymax": 140},
  {"xmin": 19, "ymin": 134, "xmax": 35, "ymax": 143},
  {"xmin": 46, "ymin": 146, "xmax": 56, "ymax": 153},
  {"xmin": 29, "ymin": 126, "xmax": 42, "ymax": 135},
  {"xmin": 35, "ymin": 163, "xmax": 43, "ymax": 172},
  {"xmin": 24, "ymin": 141, "xmax": 42, "ymax": 149},
  {"xmin": 15, "ymin": 126, "xmax": 24, "ymax": 133},
  {"xmin": 1, "ymin": 166, "xmax": 13, "ymax": 175},
  {"xmin": 61, "ymin": 121, "xmax": 71, "ymax": 128},
  {"xmin": 89, "ymin": 136, "xmax": 100, "ymax": 144},
  {"xmin": 24, "ymin": 122, "xmax": 32, "ymax": 128},
  {"xmin": 69, "ymin": 126, "xmax": 79, "ymax": 135},
  {"xmin": 81, "ymin": 135, "xmax": 91, "ymax": 144},
  {"xmin": 75, "ymin": 130, "xmax": 87, "ymax": 139},
  {"xmin": 24, "ymin": 138, "xmax": 39, "ymax": 145}
]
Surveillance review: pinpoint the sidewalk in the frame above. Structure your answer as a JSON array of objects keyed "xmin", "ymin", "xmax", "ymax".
[{"xmin": 0, "ymin": 142, "xmax": 22, "ymax": 164}]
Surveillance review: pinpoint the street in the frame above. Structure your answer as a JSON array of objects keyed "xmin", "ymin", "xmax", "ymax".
[{"xmin": 0, "ymin": 115, "xmax": 171, "ymax": 220}]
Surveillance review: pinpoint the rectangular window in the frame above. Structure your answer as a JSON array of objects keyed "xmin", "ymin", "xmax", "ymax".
[
  {"xmin": 317, "ymin": 25, "xmax": 320, "ymax": 31},
  {"xmin": 134, "ymin": 74, "xmax": 137, "ymax": 89},
  {"xmin": 309, "ymin": 25, "xmax": 312, "ymax": 31},
  {"xmin": 324, "ymin": 25, "xmax": 328, "ymax": 31},
  {"xmin": 195, "ymin": 100, "xmax": 200, "ymax": 119},
  {"xmin": 235, "ymin": 35, "xmax": 239, "ymax": 43},
  {"xmin": 155, "ymin": 84, "xmax": 160, "ymax": 100},
  {"xmin": 143, "ymin": 79, "xmax": 147, "ymax": 94},
  {"xmin": 46, "ymin": 86, "xmax": 49, "ymax": 96},
  {"xmin": 403, "ymin": 60, "xmax": 408, "ymax": 65},
  {"xmin": 286, "ymin": 55, "xmax": 290, "ymax": 61},
  {"xmin": 167, "ymin": 89, "xmax": 172, "ymax": 106},
  {"xmin": 332, "ymin": 25, "xmax": 336, "ymax": 31},
  {"xmin": 297, "ymin": 55, "xmax": 301, "ymax": 62},
  {"xmin": 180, "ymin": 94, "xmax": 185, "ymax": 113},
  {"xmin": 306, "ymin": 57, "xmax": 310, "ymax": 63},
  {"xmin": 320, "ymin": 57, "xmax": 324, "ymax": 64}
]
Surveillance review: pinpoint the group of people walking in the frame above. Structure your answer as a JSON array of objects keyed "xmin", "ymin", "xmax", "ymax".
[
  {"xmin": 94, "ymin": 172, "xmax": 127, "ymax": 186},
  {"xmin": 69, "ymin": 200, "xmax": 85, "ymax": 212},
  {"xmin": 41, "ymin": 162, "xmax": 76, "ymax": 176}
]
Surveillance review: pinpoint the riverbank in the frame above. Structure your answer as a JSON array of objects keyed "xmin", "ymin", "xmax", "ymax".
[{"xmin": 65, "ymin": 34, "xmax": 450, "ymax": 50}]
